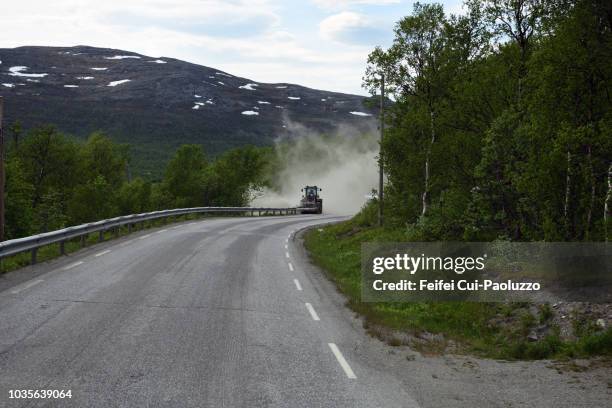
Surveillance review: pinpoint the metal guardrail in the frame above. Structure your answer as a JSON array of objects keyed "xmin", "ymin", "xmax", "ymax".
[{"xmin": 0, "ymin": 206, "xmax": 303, "ymax": 264}]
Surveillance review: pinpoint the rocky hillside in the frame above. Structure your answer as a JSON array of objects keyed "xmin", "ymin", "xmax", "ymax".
[{"xmin": 0, "ymin": 46, "xmax": 376, "ymax": 177}]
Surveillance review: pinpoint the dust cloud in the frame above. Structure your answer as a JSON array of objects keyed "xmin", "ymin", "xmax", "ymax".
[{"xmin": 251, "ymin": 120, "xmax": 379, "ymax": 215}]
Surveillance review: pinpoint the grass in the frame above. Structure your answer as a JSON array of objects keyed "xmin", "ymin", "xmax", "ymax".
[{"xmin": 304, "ymin": 216, "xmax": 612, "ymax": 360}]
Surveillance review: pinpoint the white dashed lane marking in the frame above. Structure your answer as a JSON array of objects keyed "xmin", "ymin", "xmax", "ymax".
[
  {"xmin": 94, "ymin": 250, "xmax": 111, "ymax": 257},
  {"xmin": 305, "ymin": 303, "xmax": 320, "ymax": 321},
  {"xmin": 63, "ymin": 261, "xmax": 84, "ymax": 270},
  {"xmin": 285, "ymin": 252, "xmax": 290, "ymax": 258},
  {"xmin": 10, "ymin": 279, "xmax": 44, "ymax": 295},
  {"xmin": 139, "ymin": 234, "xmax": 151, "ymax": 240},
  {"xmin": 288, "ymin": 262, "xmax": 294, "ymax": 272},
  {"xmin": 328, "ymin": 343, "xmax": 357, "ymax": 379},
  {"xmin": 294, "ymin": 279, "xmax": 302, "ymax": 291}
]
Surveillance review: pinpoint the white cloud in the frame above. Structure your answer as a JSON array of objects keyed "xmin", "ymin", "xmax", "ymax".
[
  {"xmin": 319, "ymin": 11, "xmax": 387, "ymax": 45},
  {"xmin": 320, "ymin": 11, "xmax": 368, "ymax": 39},
  {"xmin": 312, "ymin": 0, "xmax": 400, "ymax": 10}
]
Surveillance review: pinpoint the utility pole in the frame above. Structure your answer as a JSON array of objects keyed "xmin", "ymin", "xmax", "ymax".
[
  {"xmin": 378, "ymin": 74, "xmax": 385, "ymax": 227},
  {"xmin": 0, "ymin": 96, "xmax": 4, "ymax": 241}
]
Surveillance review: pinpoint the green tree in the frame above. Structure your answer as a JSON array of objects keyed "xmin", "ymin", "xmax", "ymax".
[
  {"xmin": 203, "ymin": 146, "xmax": 268, "ymax": 206},
  {"xmin": 18, "ymin": 126, "xmax": 78, "ymax": 209},
  {"xmin": 363, "ymin": 0, "xmax": 611, "ymax": 242},
  {"xmin": 68, "ymin": 176, "xmax": 117, "ymax": 223},
  {"xmin": 117, "ymin": 178, "xmax": 152, "ymax": 214},
  {"xmin": 4, "ymin": 158, "xmax": 34, "ymax": 238},
  {"xmin": 79, "ymin": 132, "xmax": 128, "ymax": 188},
  {"xmin": 163, "ymin": 144, "xmax": 207, "ymax": 207}
]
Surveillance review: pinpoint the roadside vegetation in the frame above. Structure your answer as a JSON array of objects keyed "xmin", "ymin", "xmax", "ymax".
[
  {"xmin": 305, "ymin": 203, "xmax": 612, "ymax": 360},
  {"xmin": 3, "ymin": 126, "xmax": 272, "ymax": 243},
  {"xmin": 1, "ymin": 126, "xmax": 275, "ymax": 272},
  {"xmin": 363, "ymin": 0, "xmax": 610, "ymax": 242},
  {"xmin": 307, "ymin": 0, "xmax": 611, "ymax": 360}
]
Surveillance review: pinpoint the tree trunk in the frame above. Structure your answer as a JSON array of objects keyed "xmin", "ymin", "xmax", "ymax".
[
  {"xmin": 605, "ymin": 162, "xmax": 611, "ymax": 242},
  {"xmin": 585, "ymin": 145, "xmax": 595, "ymax": 240},
  {"xmin": 563, "ymin": 150, "xmax": 571, "ymax": 223},
  {"xmin": 422, "ymin": 109, "xmax": 435, "ymax": 217},
  {"xmin": 563, "ymin": 149, "xmax": 572, "ymax": 238}
]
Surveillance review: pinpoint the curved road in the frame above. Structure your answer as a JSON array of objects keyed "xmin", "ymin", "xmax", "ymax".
[
  {"xmin": 0, "ymin": 215, "xmax": 417, "ymax": 407},
  {"xmin": 0, "ymin": 215, "xmax": 608, "ymax": 407}
]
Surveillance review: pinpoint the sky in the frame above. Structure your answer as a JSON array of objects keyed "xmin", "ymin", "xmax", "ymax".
[{"xmin": 0, "ymin": 0, "xmax": 464, "ymax": 95}]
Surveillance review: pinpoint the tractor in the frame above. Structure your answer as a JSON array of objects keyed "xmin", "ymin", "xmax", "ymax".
[{"xmin": 300, "ymin": 186, "xmax": 323, "ymax": 214}]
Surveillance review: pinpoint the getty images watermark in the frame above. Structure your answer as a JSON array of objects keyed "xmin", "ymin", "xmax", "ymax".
[{"xmin": 361, "ymin": 242, "xmax": 611, "ymax": 302}]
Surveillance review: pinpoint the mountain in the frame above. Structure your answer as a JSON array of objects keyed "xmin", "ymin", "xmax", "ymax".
[{"xmin": 0, "ymin": 46, "xmax": 376, "ymax": 177}]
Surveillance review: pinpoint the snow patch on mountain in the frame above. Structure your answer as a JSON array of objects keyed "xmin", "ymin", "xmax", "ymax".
[
  {"xmin": 239, "ymin": 83, "xmax": 258, "ymax": 91},
  {"xmin": 105, "ymin": 55, "xmax": 141, "ymax": 60},
  {"xmin": 108, "ymin": 79, "xmax": 131, "ymax": 87},
  {"xmin": 8, "ymin": 66, "xmax": 48, "ymax": 78}
]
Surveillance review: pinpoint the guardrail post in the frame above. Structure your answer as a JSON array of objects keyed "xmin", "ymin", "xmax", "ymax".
[
  {"xmin": 31, "ymin": 248, "xmax": 37, "ymax": 265},
  {"xmin": 80, "ymin": 235, "xmax": 86, "ymax": 248},
  {"xmin": 128, "ymin": 223, "xmax": 132, "ymax": 233},
  {"xmin": 60, "ymin": 241, "xmax": 65, "ymax": 255},
  {"xmin": 98, "ymin": 231, "xmax": 104, "ymax": 242},
  {"xmin": 114, "ymin": 227, "xmax": 119, "ymax": 238}
]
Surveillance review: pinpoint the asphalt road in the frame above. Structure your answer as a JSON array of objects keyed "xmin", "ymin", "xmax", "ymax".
[
  {"xmin": 0, "ymin": 215, "xmax": 419, "ymax": 407},
  {"xmin": 1, "ymin": 215, "xmax": 609, "ymax": 408}
]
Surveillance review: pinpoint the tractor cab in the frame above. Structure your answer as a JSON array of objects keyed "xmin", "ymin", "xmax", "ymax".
[{"xmin": 300, "ymin": 186, "xmax": 323, "ymax": 214}]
